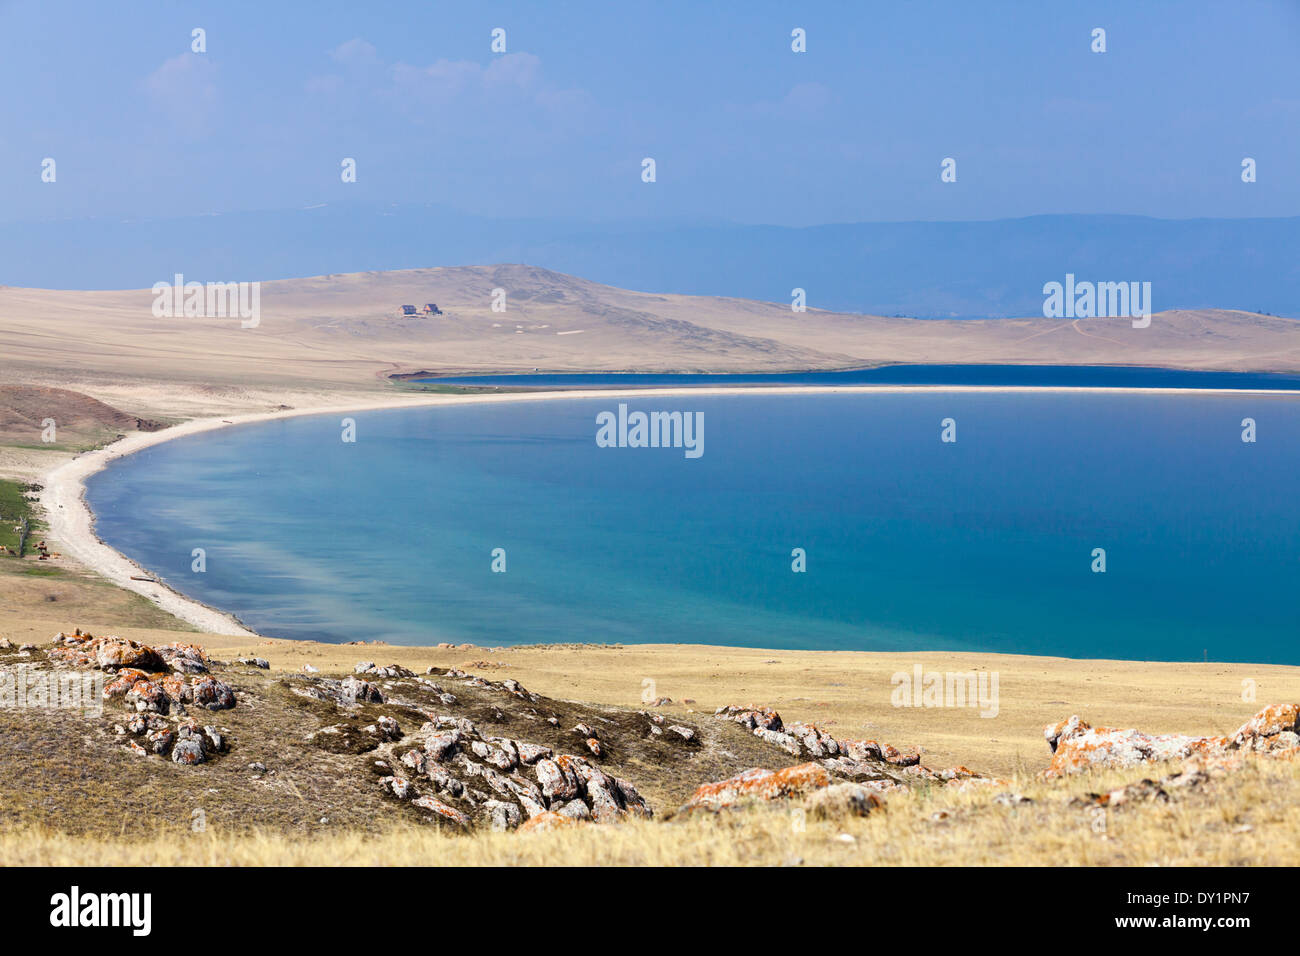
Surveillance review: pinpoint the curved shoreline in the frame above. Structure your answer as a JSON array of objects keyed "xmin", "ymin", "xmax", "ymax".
[{"xmin": 38, "ymin": 382, "xmax": 1300, "ymax": 639}]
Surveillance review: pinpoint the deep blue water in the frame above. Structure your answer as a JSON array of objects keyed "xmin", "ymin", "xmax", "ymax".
[
  {"xmin": 86, "ymin": 390, "xmax": 1300, "ymax": 662},
  {"xmin": 415, "ymin": 365, "xmax": 1300, "ymax": 391}
]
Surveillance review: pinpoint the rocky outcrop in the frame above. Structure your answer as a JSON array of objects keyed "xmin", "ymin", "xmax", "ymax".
[
  {"xmin": 713, "ymin": 703, "xmax": 972, "ymax": 789},
  {"xmin": 293, "ymin": 676, "xmax": 384, "ymax": 706},
  {"xmin": 355, "ymin": 662, "xmax": 415, "ymax": 679},
  {"xmin": 42, "ymin": 629, "xmax": 236, "ymax": 766},
  {"xmin": 47, "ymin": 631, "xmax": 167, "ymax": 672},
  {"xmin": 372, "ymin": 710, "xmax": 653, "ymax": 830},
  {"xmin": 119, "ymin": 714, "xmax": 226, "ymax": 764},
  {"xmin": 1043, "ymin": 703, "xmax": 1300, "ymax": 776}
]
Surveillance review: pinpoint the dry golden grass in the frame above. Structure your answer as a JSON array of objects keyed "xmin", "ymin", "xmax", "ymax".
[
  {"xmin": 2, "ymin": 757, "xmax": 1294, "ymax": 867},
  {"xmin": 0, "ymin": 562, "xmax": 194, "ymax": 634}
]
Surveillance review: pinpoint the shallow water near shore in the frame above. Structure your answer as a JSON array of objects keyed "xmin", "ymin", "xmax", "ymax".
[{"xmin": 85, "ymin": 391, "xmax": 1300, "ymax": 662}]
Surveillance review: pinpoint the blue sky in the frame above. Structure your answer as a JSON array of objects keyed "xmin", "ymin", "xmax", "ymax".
[{"xmin": 1, "ymin": 0, "xmax": 1298, "ymax": 226}]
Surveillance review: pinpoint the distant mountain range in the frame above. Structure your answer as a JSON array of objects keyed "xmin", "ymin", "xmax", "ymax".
[{"xmin": 3, "ymin": 204, "xmax": 1297, "ymax": 319}]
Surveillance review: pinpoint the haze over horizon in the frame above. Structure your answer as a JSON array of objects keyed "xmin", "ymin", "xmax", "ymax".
[
  {"xmin": 2, "ymin": 1, "xmax": 1298, "ymax": 314},
  {"xmin": 2, "ymin": 0, "xmax": 1297, "ymax": 225},
  {"xmin": 4, "ymin": 206, "xmax": 1299, "ymax": 319}
]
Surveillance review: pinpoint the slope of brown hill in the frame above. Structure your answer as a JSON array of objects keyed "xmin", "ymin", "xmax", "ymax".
[{"xmin": 0, "ymin": 385, "xmax": 164, "ymax": 447}]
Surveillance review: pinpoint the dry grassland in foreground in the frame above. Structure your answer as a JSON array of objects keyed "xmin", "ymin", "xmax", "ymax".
[{"xmin": 2, "ymin": 758, "xmax": 1296, "ymax": 867}]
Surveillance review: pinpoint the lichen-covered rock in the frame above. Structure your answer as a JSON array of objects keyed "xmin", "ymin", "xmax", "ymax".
[
  {"xmin": 1045, "ymin": 723, "xmax": 1202, "ymax": 776},
  {"xmin": 380, "ymin": 775, "xmax": 414, "ymax": 800},
  {"xmin": 160, "ymin": 673, "xmax": 190, "ymax": 704},
  {"xmin": 190, "ymin": 676, "xmax": 236, "ymax": 710},
  {"xmin": 576, "ymin": 766, "xmax": 623, "ymax": 823},
  {"xmin": 516, "ymin": 741, "xmax": 552, "ymax": 764},
  {"xmin": 841, "ymin": 739, "xmax": 884, "ymax": 762},
  {"xmin": 880, "ymin": 744, "xmax": 921, "ymax": 767},
  {"xmin": 484, "ymin": 800, "xmax": 522, "ymax": 831},
  {"xmin": 126, "ymin": 713, "xmax": 168, "ymax": 736},
  {"xmin": 427, "ymin": 766, "xmax": 465, "ymax": 798},
  {"xmin": 340, "ymin": 675, "xmax": 383, "ymax": 704},
  {"xmin": 125, "ymin": 679, "xmax": 170, "ymax": 714},
  {"xmin": 103, "ymin": 668, "xmax": 154, "ymax": 698},
  {"xmin": 714, "ymin": 704, "xmax": 929, "ymax": 783},
  {"xmin": 400, "ymin": 749, "xmax": 428, "ymax": 775},
  {"xmin": 413, "ymin": 794, "xmax": 469, "ymax": 827},
  {"xmin": 556, "ymin": 799, "xmax": 592, "ymax": 821},
  {"xmin": 788, "ymin": 722, "xmax": 839, "ymax": 757},
  {"xmin": 1256, "ymin": 730, "xmax": 1300, "ymax": 754},
  {"xmin": 1233, "ymin": 703, "xmax": 1299, "ymax": 741},
  {"xmin": 157, "ymin": 642, "xmax": 209, "ymax": 673},
  {"xmin": 678, "ymin": 762, "xmax": 831, "ymax": 814},
  {"xmin": 366, "ymin": 715, "xmax": 401, "ymax": 741},
  {"xmin": 202, "ymin": 725, "xmax": 224, "ymax": 753},
  {"xmin": 715, "ymin": 704, "xmax": 783, "ymax": 732},
  {"xmin": 536, "ymin": 757, "xmax": 580, "ymax": 801},
  {"xmin": 755, "ymin": 728, "xmax": 801, "ymax": 756},
  {"xmin": 94, "ymin": 637, "xmax": 167, "ymax": 673},
  {"xmin": 424, "ymin": 730, "xmax": 461, "ymax": 763},
  {"xmin": 1044, "ymin": 703, "xmax": 1300, "ymax": 776},
  {"xmin": 803, "ymin": 782, "xmax": 883, "ymax": 820},
  {"xmin": 171, "ymin": 738, "xmax": 205, "ymax": 765},
  {"xmin": 517, "ymin": 811, "xmax": 579, "ymax": 833},
  {"xmin": 145, "ymin": 728, "xmax": 176, "ymax": 756},
  {"xmin": 356, "ymin": 662, "xmax": 415, "ymax": 679}
]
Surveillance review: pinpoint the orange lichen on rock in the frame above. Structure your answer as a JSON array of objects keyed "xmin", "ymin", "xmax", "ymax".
[
  {"xmin": 1232, "ymin": 703, "xmax": 1299, "ymax": 741},
  {"xmin": 678, "ymin": 762, "xmax": 831, "ymax": 814},
  {"xmin": 1044, "ymin": 703, "xmax": 1300, "ymax": 776},
  {"xmin": 517, "ymin": 811, "xmax": 580, "ymax": 833},
  {"xmin": 102, "ymin": 668, "xmax": 157, "ymax": 697}
]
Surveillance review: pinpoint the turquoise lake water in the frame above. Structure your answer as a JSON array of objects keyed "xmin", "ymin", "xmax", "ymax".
[{"xmin": 85, "ymin": 390, "xmax": 1300, "ymax": 662}]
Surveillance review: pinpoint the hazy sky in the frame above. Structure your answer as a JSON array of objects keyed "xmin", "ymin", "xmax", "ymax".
[{"xmin": 2, "ymin": 0, "xmax": 1298, "ymax": 225}]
